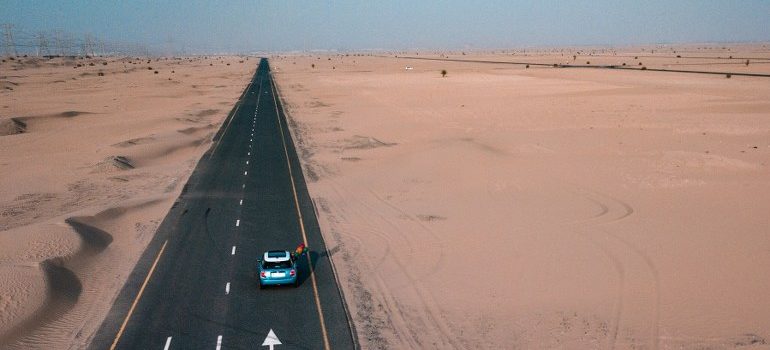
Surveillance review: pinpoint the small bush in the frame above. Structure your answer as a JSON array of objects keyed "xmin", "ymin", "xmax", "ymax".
[
  {"xmin": 634, "ymin": 56, "xmax": 638, "ymax": 59},
  {"xmin": 726, "ymin": 74, "xmax": 731, "ymax": 78},
  {"xmin": 638, "ymin": 62, "xmax": 642, "ymax": 66},
  {"xmin": 525, "ymin": 64, "xmax": 530, "ymax": 68},
  {"xmin": 154, "ymin": 71, "xmax": 158, "ymax": 74},
  {"xmin": 98, "ymin": 72, "xmax": 104, "ymax": 76},
  {"xmin": 311, "ymin": 64, "xmax": 315, "ymax": 68},
  {"xmin": 441, "ymin": 69, "xmax": 447, "ymax": 77},
  {"xmin": 102, "ymin": 62, "xmax": 108, "ymax": 65},
  {"xmin": 641, "ymin": 66, "xmax": 647, "ymax": 70},
  {"xmin": 746, "ymin": 60, "xmax": 750, "ymax": 66},
  {"xmin": 676, "ymin": 55, "xmax": 681, "ymax": 58},
  {"xmin": 89, "ymin": 62, "xmax": 95, "ymax": 66},
  {"xmin": 147, "ymin": 67, "xmax": 152, "ymax": 70},
  {"xmin": 171, "ymin": 70, "xmax": 175, "ymax": 73},
  {"xmin": 622, "ymin": 62, "xmax": 626, "ymax": 66},
  {"xmin": 586, "ymin": 61, "xmax": 590, "ymax": 64}
]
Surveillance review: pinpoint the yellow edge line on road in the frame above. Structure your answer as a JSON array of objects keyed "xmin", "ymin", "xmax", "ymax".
[
  {"xmin": 110, "ymin": 240, "xmax": 169, "ymax": 350},
  {"xmin": 270, "ymin": 72, "xmax": 332, "ymax": 350}
]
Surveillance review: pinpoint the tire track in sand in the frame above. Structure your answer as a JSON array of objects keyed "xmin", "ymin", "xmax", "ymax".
[
  {"xmin": 568, "ymin": 187, "xmax": 660, "ymax": 350},
  {"xmin": 325, "ymin": 178, "xmax": 460, "ymax": 349}
]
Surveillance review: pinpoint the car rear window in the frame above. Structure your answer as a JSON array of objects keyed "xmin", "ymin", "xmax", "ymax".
[{"xmin": 263, "ymin": 260, "xmax": 292, "ymax": 269}]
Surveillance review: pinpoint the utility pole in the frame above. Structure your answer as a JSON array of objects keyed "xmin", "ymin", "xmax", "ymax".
[
  {"xmin": 2, "ymin": 23, "xmax": 17, "ymax": 57},
  {"xmin": 164, "ymin": 34, "xmax": 174, "ymax": 57},
  {"xmin": 36, "ymin": 31, "xmax": 49, "ymax": 56},
  {"xmin": 53, "ymin": 30, "xmax": 63, "ymax": 56}
]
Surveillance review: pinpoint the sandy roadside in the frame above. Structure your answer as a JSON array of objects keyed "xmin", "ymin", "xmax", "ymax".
[
  {"xmin": 0, "ymin": 55, "xmax": 254, "ymax": 348},
  {"xmin": 271, "ymin": 45, "xmax": 770, "ymax": 349}
]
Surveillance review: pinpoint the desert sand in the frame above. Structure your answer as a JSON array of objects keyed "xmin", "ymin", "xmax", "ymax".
[
  {"xmin": 2, "ymin": 45, "xmax": 769, "ymax": 349},
  {"xmin": 0, "ymin": 55, "xmax": 254, "ymax": 348},
  {"xmin": 270, "ymin": 45, "xmax": 770, "ymax": 349}
]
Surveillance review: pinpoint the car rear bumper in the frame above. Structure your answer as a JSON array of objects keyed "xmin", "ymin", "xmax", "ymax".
[{"xmin": 259, "ymin": 276, "xmax": 297, "ymax": 286}]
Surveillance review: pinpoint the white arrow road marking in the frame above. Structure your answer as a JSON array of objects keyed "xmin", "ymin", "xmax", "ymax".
[
  {"xmin": 232, "ymin": 246, "xmax": 236, "ymax": 255},
  {"xmin": 163, "ymin": 336, "xmax": 172, "ymax": 350},
  {"xmin": 216, "ymin": 335, "xmax": 222, "ymax": 350},
  {"xmin": 248, "ymin": 152, "xmax": 251, "ymax": 156},
  {"xmin": 261, "ymin": 329, "xmax": 281, "ymax": 350},
  {"xmin": 225, "ymin": 282, "xmax": 230, "ymax": 295},
  {"xmin": 235, "ymin": 219, "xmax": 240, "ymax": 227},
  {"xmin": 246, "ymin": 160, "xmax": 249, "ymax": 165}
]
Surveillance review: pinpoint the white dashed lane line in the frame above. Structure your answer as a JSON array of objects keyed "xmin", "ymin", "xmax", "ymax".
[
  {"xmin": 232, "ymin": 246, "xmax": 236, "ymax": 255},
  {"xmin": 216, "ymin": 335, "xmax": 223, "ymax": 350},
  {"xmin": 235, "ymin": 219, "xmax": 240, "ymax": 227},
  {"xmin": 244, "ymin": 171, "xmax": 248, "ymax": 175},
  {"xmin": 242, "ymin": 184, "xmax": 245, "ymax": 189},
  {"xmin": 225, "ymin": 282, "xmax": 231, "ymax": 295},
  {"xmin": 163, "ymin": 337, "xmax": 172, "ymax": 350},
  {"xmin": 239, "ymin": 199, "xmax": 243, "ymax": 205},
  {"xmin": 248, "ymin": 152, "xmax": 250, "ymax": 156}
]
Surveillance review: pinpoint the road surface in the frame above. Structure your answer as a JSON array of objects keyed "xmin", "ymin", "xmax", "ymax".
[{"xmin": 89, "ymin": 58, "xmax": 356, "ymax": 350}]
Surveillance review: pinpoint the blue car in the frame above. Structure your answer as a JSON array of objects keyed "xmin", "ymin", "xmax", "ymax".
[{"xmin": 257, "ymin": 250, "xmax": 298, "ymax": 289}]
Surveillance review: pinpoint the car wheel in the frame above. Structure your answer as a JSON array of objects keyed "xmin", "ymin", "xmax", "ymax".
[{"xmin": 259, "ymin": 282, "xmax": 265, "ymax": 290}]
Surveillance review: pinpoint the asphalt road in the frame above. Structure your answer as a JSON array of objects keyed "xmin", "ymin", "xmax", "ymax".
[{"xmin": 89, "ymin": 58, "xmax": 356, "ymax": 350}]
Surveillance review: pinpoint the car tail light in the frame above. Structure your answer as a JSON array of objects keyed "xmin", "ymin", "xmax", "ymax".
[
  {"xmin": 260, "ymin": 271, "xmax": 266, "ymax": 278},
  {"xmin": 290, "ymin": 269, "xmax": 296, "ymax": 276}
]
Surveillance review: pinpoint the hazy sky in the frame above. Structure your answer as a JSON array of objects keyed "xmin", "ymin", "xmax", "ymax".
[{"xmin": 2, "ymin": 0, "xmax": 770, "ymax": 53}]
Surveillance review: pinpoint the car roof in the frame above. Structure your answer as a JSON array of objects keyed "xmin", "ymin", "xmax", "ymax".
[{"xmin": 263, "ymin": 250, "xmax": 290, "ymax": 262}]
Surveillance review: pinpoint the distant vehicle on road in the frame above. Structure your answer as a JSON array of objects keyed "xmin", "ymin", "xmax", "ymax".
[{"xmin": 257, "ymin": 250, "xmax": 298, "ymax": 288}]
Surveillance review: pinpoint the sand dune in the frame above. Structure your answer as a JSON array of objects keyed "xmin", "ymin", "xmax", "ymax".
[
  {"xmin": 0, "ymin": 55, "xmax": 254, "ymax": 348},
  {"xmin": 271, "ymin": 45, "xmax": 770, "ymax": 349}
]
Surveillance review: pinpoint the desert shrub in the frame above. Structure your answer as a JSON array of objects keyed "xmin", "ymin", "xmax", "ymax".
[
  {"xmin": 746, "ymin": 60, "xmax": 750, "ymax": 66},
  {"xmin": 89, "ymin": 62, "xmax": 95, "ymax": 66},
  {"xmin": 526, "ymin": 64, "xmax": 530, "ymax": 68},
  {"xmin": 441, "ymin": 69, "xmax": 447, "ymax": 77},
  {"xmin": 726, "ymin": 74, "xmax": 731, "ymax": 78},
  {"xmin": 622, "ymin": 62, "xmax": 626, "ymax": 66},
  {"xmin": 311, "ymin": 64, "xmax": 315, "ymax": 68},
  {"xmin": 154, "ymin": 71, "xmax": 158, "ymax": 74},
  {"xmin": 641, "ymin": 66, "xmax": 647, "ymax": 70},
  {"xmin": 638, "ymin": 62, "xmax": 642, "ymax": 65},
  {"xmin": 147, "ymin": 67, "xmax": 152, "ymax": 70},
  {"xmin": 676, "ymin": 55, "xmax": 681, "ymax": 58},
  {"xmin": 102, "ymin": 62, "xmax": 107, "ymax": 65},
  {"xmin": 226, "ymin": 63, "xmax": 230, "ymax": 65},
  {"xmin": 586, "ymin": 61, "xmax": 590, "ymax": 64},
  {"xmin": 98, "ymin": 72, "xmax": 104, "ymax": 76}
]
